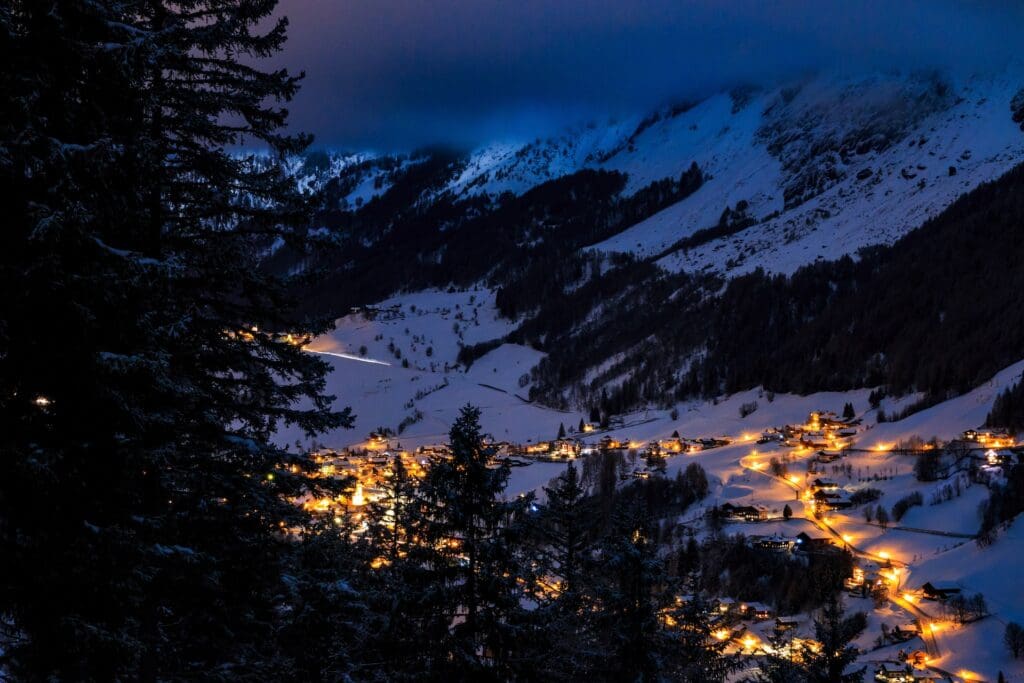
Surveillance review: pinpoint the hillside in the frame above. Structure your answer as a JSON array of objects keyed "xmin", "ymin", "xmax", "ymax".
[{"xmin": 282, "ymin": 66, "xmax": 1024, "ymax": 417}]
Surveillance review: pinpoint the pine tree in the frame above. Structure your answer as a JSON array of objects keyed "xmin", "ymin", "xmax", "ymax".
[
  {"xmin": 775, "ymin": 598, "xmax": 867, "ymax": 682},
  {"xmin": 667, "ymin": 595, "xmax": 739, "ymax": 681},
  {"xmin": 537, "ymin": 462, "xmax": 592, "ymax": 601},
  {"xmin": 526, "ymin": 461, "xmax": 599, "ymax": 680},
  {"xmin": 415, "ymin": 405, "xmax": 532, "ymax": 678},
  {"xmin": 587, "ymin": 510, "xmax": 671, "ymax": 681},
  {"xmin": 558, "ymin": 421, "xmax": 567, "ymax": 439},
  {"xmin": 875, "ymin": 504, "xmax": 890, "ymax": 527},
  {"xmin": 357, "ymin": 457, "xmax": 439, "ymax": 678},
  {"xmin": 1005, "ymin": 621, "xmax": 1024, "ymax": 658},
  {"xmin": 1, "ymin": 1, "xmax": 350, "ymax": 678}
]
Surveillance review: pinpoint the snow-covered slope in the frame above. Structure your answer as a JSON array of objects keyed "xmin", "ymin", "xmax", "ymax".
[{"xmin": 441, "ymin": 68, "xmax": 1024, "ymax": 277}]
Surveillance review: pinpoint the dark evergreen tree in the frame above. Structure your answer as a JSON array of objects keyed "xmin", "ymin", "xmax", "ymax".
[
  {"xmin": 587, "ymin": 510, "xmax": 678, "ymax": 682},
  {"xmin": 525, "ymin": 461, "xmax": 599, "ymax": 680},
  {"xmin": 843, "ymin": 402, "xmax": 856, "ymax": 420},
  {"xmin": 414, "ymin": 405, "xmax": 532, "ymax": 679},
  {"xmin": 0, "ymin": 1, "xmax": 350, "ymax": 678},
  {"xmin": 557, "ymin": 421, "xmax": 567, "ymax": 439},
  {"xmin": 357, "ymin": 457, "xmax": 442, "ymax": 679},
  {"xmin": 536, "ymin": 462, "xmax": 592, "ymax": 602},
  {"xmin": 1005, "ymin": 622, "xmax": 1024, "ymax": 658},
  {"xmin": 667, "ymin": 596, "xmax": 739, "ymax": 681},
  {"xmin": 761, "ymin": 598, "xmax": 866, "ymax": 682},
  {"xmin": 988, "ymin": 380, "xmax": 1024, "ymax": 432},
  {"xmin": 783, "ymin": 503, "xmax": 793, "ymax": 520},
  {"xmin": 682, "ymin": 462, "xmax": 710, "ymax": 500}
]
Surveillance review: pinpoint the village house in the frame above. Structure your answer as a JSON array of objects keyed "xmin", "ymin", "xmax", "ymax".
[
  {"xmin": 773, "ymin": 617, "xmax": 800, "ymax": 635},
  {"xmin": 753, "ymin": 535, "xmax": 793, "ymax": 552},
  {"xmin": 720, "ymin": 502, "xmax": 768, "ymax": 522},
  {"xmin": 920, "ymin": 582, "xmax": 961, "ymax": 601},
  {"xmin": 874, "ymin": 661, "xmax": 914, "ymax": 683},
  {"xmin": 740, "ymin": 602, "xmax": 773, "ymax": 621},
  {"xmin": 794, "ymin": 532, "xmax": 837, "ymax": 553},
  {"xmin": 881, "ymin": 622, "xmax": 919, "ymax": 644},
  {"xmin": 524, "ymin": 441, "xmax": 551, "ymax": 455},
  {"xmin": 552, "ymin": 438, "xmax": 580, "ymax": 458},
  {"xmin": 984, "ymin": 448, "xmax": 1013, "ymax": 466},
  {"xmin": 963, "ymin": 427, "xmax": 1015, "ymax": 448},
  {"xmin": 815, "ymin": 449, "xmax": 841, "ymax": 463},
  {"xmin": 656, "ymin": 438, "xmax": 685, "ymax": 453},
  {"xmin": 599, "ymin": 435, "xmax": 624, "ymax": 450},
  {"xmin": 715, "ymin": 597, "xmax": 737, "ymax": 614}
]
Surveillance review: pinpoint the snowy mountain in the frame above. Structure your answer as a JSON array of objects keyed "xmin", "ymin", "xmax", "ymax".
[
  {"xmin": 439, "ymin": 69, "xmax": 1024, "ymax": 277},
  {"xmin": 285, "ymin": 65, "xmax": 1024, "ymax": 418}
]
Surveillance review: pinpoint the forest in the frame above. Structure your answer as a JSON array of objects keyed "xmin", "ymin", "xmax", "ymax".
[{"xmin": 522, "ymin": 161, "xmax": 1024, "ymax": 417}]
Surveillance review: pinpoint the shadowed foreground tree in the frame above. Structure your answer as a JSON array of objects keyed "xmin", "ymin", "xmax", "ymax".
[
  {"xmin": 756, "ymin": 598, "xmax": 867, "ymax": 682},
  {"xmin": 413, "ymin": 405, "xmax": 533, "ymax": 680},
  {"xmin": 0, "ymin": 0, "xmax": 351, "ymax": 678}
]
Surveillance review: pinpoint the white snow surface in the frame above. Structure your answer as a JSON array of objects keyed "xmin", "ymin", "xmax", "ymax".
[{"xmin": 443, "ymin": 68, "xmax": 1024, "ymax": 278}]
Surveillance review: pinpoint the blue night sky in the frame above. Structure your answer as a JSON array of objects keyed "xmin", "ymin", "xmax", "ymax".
[{"xmin": 272, "ymin": 0, "xmax": 1024, "ymax": 150}]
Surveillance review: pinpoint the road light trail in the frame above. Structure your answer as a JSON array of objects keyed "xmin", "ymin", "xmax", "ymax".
[{"xmin": 305, "ymin": 349, "xmax": 392, "ymax": 366}]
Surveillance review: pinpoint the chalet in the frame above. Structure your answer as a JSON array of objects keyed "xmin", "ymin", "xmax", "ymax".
[
  {"xmin": 552, "ymin": 439, "xmax": 580, "ymax": 458},
  {"xmin": 794, "ymin": 532, "xmax": 835, "ymax": 553},
  {"xmin": 720, "ymin": 502, "xmax": 767, "ymax": 522},
  {"xmin": 758, "ymin": 430, "xmax": 785, "ymax": 444},
  {"xmin": 800, "ymin": 432, "xmax": 830, "ymax": 449},
  {"xmin": 964, "ymin": 428, "xmax": 1015, "ymax": 448},
  {"xmin": 886, "ymin": 622, "xmax": 919, "ymax": 643},
  {"xmin": 716, "ymin": 597, "xmax": 737, "ymax": 614},
  {"xmin": 874, "ymin": 662, "xmax": 914, "ymax": 683},
  {"xmin": 921, "ymin": 582, "xmax": 961, "ymax": 601},
  {"xmin": 774, "ymin": 617, "xmax": 799, "ymax": 635},
  {"xmin": 744, "ymin": 602, "xmax": 772, "ymax": 621},
  {"xmin": 754, "ymin": 535, "xmax": 793, "ymax": 552},
  {"xmin": 812, "ymin": 490, "xmax": 852, "ymax": 511},
  {"xmin": 844, "ymin": 566, "xmax": 866, "ymax": 591},
  {"xmin": 657, "ymin": 438, "xmax": 684, "ymax": 453},
  {"xmin": 599, "ymin": 436, "xmax": 624, "ymax": 450},
  {"xmin": 815, "ymin": 450, "xmax": 841, "ymax": 463},
  {"xmin": 811, "ymin": 479, "xmax": 839, "ymax": 492},
  {"xmin": 985, "ymin": 448, "xmax": 1013, "ymax": 466}
]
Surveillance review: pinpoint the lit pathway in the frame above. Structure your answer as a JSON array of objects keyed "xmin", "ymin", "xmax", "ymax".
[{"xmin": 737, "ymin": 453, "xmax": 955, "ymax": 669}]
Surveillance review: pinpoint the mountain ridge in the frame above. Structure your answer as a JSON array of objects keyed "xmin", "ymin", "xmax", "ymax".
[{"xmin": 281, "ymin": 66, "xmax": 1024, "ymax": 416}]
